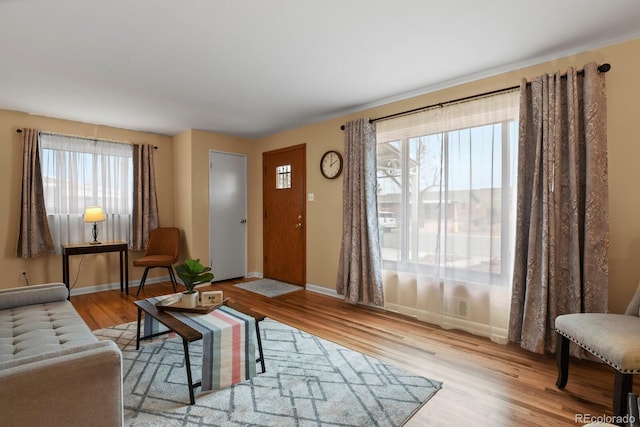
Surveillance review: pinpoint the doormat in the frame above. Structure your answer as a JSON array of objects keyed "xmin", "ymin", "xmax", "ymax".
[
  {"xmin": 94, "ymin": 319, "xmax": 442, "ymax": 426},
  {"xmin": 234, "ymin": 278, "xmax": 303, "ymax": 297}
]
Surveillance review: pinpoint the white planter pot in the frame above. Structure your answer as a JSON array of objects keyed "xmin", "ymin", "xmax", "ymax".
[{"xmin": 182, "ymin": 292, "xmax": 198, "ymax": 308}]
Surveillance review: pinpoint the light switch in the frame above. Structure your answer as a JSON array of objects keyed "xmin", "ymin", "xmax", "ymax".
[{"xmin": 307, "ymin": 193, "xmax": 315, "ymax": 202}]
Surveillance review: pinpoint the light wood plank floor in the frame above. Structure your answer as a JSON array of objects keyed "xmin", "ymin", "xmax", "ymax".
[{"xmin": 72, "ymin": 279, "xmax": 629, "ymax": 427}]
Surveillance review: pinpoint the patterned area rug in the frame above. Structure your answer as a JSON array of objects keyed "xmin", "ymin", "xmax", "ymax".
[
  {"xmin": 234, "ymin": 278, "xmax": 304, "ymax": 297},
  {"xmin": 94, "ymin": 319, "xmax": 441, "ymax": 426}
]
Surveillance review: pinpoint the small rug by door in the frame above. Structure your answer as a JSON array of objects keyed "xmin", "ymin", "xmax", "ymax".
[
  {"xmin": 234, "ymin": 278, "xmax": 303, "ymax": 297},
  {"xmin": 94, "ymin": 319, "xmax": 441, "ymax": 426}
]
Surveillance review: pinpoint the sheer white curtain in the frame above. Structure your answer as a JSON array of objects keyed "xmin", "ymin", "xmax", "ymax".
[
  {"xmin": 40, "ymin": 133, "xmax": 133, "ymax": 252},
  {"xmin": 376, "ymin": 90, "xmax": 519, "ymax": 343}
]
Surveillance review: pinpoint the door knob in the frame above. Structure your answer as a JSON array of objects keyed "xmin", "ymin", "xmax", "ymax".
[
  {"xmin": 295, "ymin": 223, "xmax": 302, "ymax": 228},
  {"xmin": 240, "ymin": 219, "xmax": 247, "ymax": 224}
]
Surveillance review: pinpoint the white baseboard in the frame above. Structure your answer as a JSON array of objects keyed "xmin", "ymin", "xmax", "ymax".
[
  {"xmin": 71, "ymin": 275, "xmax": 380, "ymax": 315},
  {"xmin": 69, "ymin": 276, "xmax": 169, "ymax": 296},
  {"xmin": 246, "ymin": 272, "xmax": 263, "ymax": 279},
  {"xmin": 70, "ymin": 273, "xmax": 264, "ymax": 296},
  {"xmin": 305, "ymin": 283, "xmax": 341, "ymax": 298}
]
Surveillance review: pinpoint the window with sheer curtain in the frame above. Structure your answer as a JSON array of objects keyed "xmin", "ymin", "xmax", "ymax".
[
  {"xmin": 39, "ymin": 133, "xmax": 133, "ymax": 252},
  {"xmin": 376, "ymin": 90, "xmax": 519, "ymax": 343}
]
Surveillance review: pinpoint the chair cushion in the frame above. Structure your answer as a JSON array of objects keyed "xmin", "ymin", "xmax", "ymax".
[
  {"xmin": 555, "ymin": 313, "xmax": 640, "ymax": 373},
  {"xmin": 133, "ymin": 254, "xmax": 176, "ymax": 267}
]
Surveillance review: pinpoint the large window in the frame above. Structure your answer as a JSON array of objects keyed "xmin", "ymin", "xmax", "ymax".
[
  {"xmin": 376, "ymin": 90, "xmax": 520, "ymax": 342},
  {"xmin": 40, "ymin": 133, "xmax": 133, "ymax": 251},
  {"xmin": 378, "ymin": 122, "xmax": 518, "ymax": 282}
]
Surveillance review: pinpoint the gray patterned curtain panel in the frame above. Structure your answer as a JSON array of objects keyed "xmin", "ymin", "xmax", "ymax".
[
  {"xmin": 131, "ymin": 144, "xmax": 159, "ymax": 251},
  {"xmin": 17, "ymin": 128, "xmax": 55, "ymax": 258},
  {"xmin": 508, "ymin": 62, "xmax": 609, "ymax": 355},
  {"xmin": 337, "ymin": 118, "xmax": 384, "ymax": 306}
]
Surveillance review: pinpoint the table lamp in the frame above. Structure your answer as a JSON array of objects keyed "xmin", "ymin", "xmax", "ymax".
[{"xmin": 84, "ymin": 206, "xmax": 106, "ymax": 244}]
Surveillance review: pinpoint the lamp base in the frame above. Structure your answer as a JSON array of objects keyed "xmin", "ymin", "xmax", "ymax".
[{"xmin": 90, "ymin": 222, "xmax": 102, "ymax": 245}]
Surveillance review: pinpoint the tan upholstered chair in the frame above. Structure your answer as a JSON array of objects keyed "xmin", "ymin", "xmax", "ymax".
[
  {"xmin": 134, "ymin": 227, "xmax": 180, "ymax": 296},
  {"xmin": 555, "ymin": 282, "xmax": 640, "ymax": 417}
]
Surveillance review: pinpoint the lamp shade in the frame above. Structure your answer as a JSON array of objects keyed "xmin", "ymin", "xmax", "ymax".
[{"xmin": 84, "ymin": 206, "xmax": 106, "ymax": 223}]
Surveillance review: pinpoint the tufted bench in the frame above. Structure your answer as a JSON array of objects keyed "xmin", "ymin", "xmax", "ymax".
[
  {"xmin": 0, "ymin": 283, "xmax": 123, "ymax": 426},
  {"xmin": 555, "ymin": 282, "xmax": 640, "ymax": 418},
  {"xmin": 0, "ymin": 301, "xmax": 98, "ymax": 361}
]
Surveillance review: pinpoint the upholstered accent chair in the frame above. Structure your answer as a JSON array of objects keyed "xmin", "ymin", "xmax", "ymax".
[
  {"xmin": 555, "ymin": 282, "xmax": 640, "ymax": 417},
  {"xmin": 134, "ymin": 227, "xmax": 180, "ymax": 296}
]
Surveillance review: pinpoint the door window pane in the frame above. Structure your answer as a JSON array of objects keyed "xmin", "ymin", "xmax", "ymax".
[{"xmin": 276, "ymin": 165, "xmax": 291, "ymax": 189}]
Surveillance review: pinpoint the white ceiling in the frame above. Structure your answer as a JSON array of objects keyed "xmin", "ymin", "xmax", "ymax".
[{"xmin": 2, "ymin": 1, "xmax": 640, "ymax": 139}]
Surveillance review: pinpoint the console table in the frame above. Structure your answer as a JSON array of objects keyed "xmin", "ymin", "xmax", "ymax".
[{"xmin": 61, "ymin": 241, "xmax": 129, "ymax": 298}]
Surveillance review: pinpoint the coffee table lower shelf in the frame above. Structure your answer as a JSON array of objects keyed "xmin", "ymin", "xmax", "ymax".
[{"xmin": 133, "ymin": 298, "xmax": 266, "ymax": 405}]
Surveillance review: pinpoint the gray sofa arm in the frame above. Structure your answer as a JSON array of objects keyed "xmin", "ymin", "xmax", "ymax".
[
  {"xmin": 0, "ymin": 283, "xmax": 68, "ymax": 310},
  {"xmin": 0, "ymin": 340, "xmax": 123, "ymax": 427}
]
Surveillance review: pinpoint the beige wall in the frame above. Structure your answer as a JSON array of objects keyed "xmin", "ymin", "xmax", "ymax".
[
  {"xmin": 172, "ymin": 129, "xmax": 194, "ymax": 265},
  {"xmin": 181, "ymin": 129, "xmax": 253, "ymax": 266},
  {"xmin": 251, "ymin": 37, "xmax": 640, "ymax": 314},
  {"xmin": 254, "ymin": 122, "xmax": 345, "ymax": 289},
  {"xmin": 0, "ymin": 109, "xmax": 174, "ymax": 289},
  {"xmin": 1, "ymin": 37, "xmax": 639, "ymax": 313}
]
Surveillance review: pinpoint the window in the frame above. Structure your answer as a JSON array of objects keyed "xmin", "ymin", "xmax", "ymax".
[
  {"xmin": 276, "ymin": 164, "xmax": 292, "ymax": 189},
  {"xmin": 378, "ymin": 122, "xmax": 518, "ymax": 281},
  {"xmin": 376, "ymin": 90, "xmax": 520, "ymax": 342},
  {"xmin": 40, "ymin": 133, "xmax": 133, "ymax": 251}
]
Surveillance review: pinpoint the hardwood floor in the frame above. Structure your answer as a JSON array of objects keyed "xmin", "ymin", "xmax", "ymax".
[{"xmin": 72, "ymin": 279, "xmax": 626, "ymax": 426}]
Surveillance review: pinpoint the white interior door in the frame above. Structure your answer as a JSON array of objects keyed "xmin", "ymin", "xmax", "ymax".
[{"xmin": 209, "ymin": 150, "xmax": 247, "ymax": 281}]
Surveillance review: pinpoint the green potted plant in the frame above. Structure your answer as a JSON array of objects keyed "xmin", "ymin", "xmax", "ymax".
[{"xmin": 175, "ymin": 258, "xmax": 214, "ymax": 307}]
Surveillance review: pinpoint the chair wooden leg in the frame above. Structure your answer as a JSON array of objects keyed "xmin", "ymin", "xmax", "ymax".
[
  {"xmin": 613, "ymin": 371, "xmax": 634, "ymax": 417},
  {"xmin": 556, "ymin": 333, "xmax": 570, "ymax": 389},
  {"xmin": 136, "ymin": 267, "xmax": 150, "ymax": 297}
]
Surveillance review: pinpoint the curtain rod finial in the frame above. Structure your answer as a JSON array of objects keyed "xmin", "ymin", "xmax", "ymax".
[
  {"xmin": 598, "ymin": 63, "xmax": 611, "ymax": 73},
  {"xmin": 340, "ymin": 125, "xmax": 345, "ymax": 131}
]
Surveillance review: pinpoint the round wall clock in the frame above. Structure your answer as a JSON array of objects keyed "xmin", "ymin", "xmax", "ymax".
[{"xmin": 320, "ymin": 150, "xmax": 343, "ymax": 179}]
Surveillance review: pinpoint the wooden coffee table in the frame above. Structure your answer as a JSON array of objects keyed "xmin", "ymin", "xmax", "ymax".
[{"xmin": 134, "ymin": 298, "xmax": 266, "ymax": 404}]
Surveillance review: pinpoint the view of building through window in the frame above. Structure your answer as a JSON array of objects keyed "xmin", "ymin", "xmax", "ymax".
[{"xmin": 376, "ymin": 92, "xmax": 519, "ymax": 286}]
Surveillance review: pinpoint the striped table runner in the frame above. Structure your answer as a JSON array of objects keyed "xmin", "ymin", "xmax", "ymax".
[{"xmin": 144, "ymin": 295, "xmax": 257, "ymax": 390}]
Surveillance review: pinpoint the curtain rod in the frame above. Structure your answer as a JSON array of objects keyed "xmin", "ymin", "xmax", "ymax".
[
  {"xmin": 16, "ymin": 128, "xmax": 158, "ymax": 149},
  {"xmin": 340, "ymin": 62, "xmax": 611, "ymax": 130}
]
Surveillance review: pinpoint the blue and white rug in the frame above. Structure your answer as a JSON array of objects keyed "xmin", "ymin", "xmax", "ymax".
[{"xmin": 94, "ymin": 319, "xmax": 441, "ymax": 426}]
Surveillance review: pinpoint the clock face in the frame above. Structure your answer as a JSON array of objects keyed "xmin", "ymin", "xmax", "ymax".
[{"xmin": 320, "ymin": 150, "xmax": 343, "ymax": 179}]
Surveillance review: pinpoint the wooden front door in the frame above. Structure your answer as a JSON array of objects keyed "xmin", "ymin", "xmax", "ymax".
[{"xmin": 262, "ymin": 144, "xmax": 306, "ymax": 285}]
